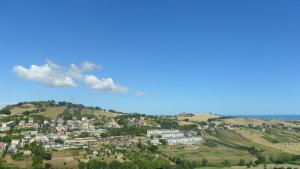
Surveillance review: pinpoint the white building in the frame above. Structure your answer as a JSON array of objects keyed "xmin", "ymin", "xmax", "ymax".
[
  {"xmin": 2, "ymin": 121, "xmax": 15, "ymax": 128},
  {"xmin": 150, "ymin": 139, "xmax": 161, "ymax": 145},
  {"xmin": 147, "ymin": 129, "xmax": 203, "ymax": 145},
  {"xmin": 147, "ymin": 129, "xmax": 180, "ymax": 137},
  {"xmin": 161, "ymin": 132, "xmax": 184, "ymax": 139},
  {"xmin": 167, "ymin": 136, "xmax": 202, "ymax": 145}
]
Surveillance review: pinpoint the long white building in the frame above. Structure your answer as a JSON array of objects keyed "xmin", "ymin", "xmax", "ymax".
[
  {"xmin": 147, "ymin": 129, "xmax": 203, "ymax": 145},
  {"xmin": 161, "ymin": 132, "xmax": 184, "ymax": 139},
  {"xmin": 167, "ymin": 136, "xmax": 202, "ymax": 145},
  {"xmin": 147, "ymin": 129, "xmax": 180, "ymax": 137}
]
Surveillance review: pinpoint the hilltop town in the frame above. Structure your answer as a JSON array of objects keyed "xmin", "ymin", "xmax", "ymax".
[{"xmin": 0, "ymin": 101, "xmax": 299, "ymax": 169}]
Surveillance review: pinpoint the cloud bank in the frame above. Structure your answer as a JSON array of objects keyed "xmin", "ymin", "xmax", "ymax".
[{"xmin": 13, "ymin": 60, "xmax": 127, "ymax": 93}]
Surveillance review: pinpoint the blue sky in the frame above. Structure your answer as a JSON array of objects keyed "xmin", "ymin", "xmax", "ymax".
[{"xmin": 0, "ymin": 0, "xmax": 300, "ymax": 115}]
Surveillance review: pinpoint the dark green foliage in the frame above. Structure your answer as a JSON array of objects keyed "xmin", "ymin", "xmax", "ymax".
[
  {"xmin": 248, "ymin": 146, "xmax": 260, "ymax": 156},
  {"xmin": 79, "ymin": 132, "xmax": 90, "ymax": 138},
  {"xmin": 82, "ymin": 159, "xmax": 176, "ymax": 169},
  {"xmin": 11, "ymin": 152, "xmax": 24, "ymax": 161},
  {"xmin": 221, "ymin": 160, "xmax": 231, "ymax": 167},
  {"xmin": 29, "ymin": 142, "xmax": 52, "ymax": 168},
  {"xmin": 203, "ymin": 139, "xmax": 218, "ymax": 148},
  {"xmin": 54, "ymin": 138, "xmax": 64, "ymax": 144},
  {"xmin": 44, "ymin": 163, "xmax": 52, "ymax": 169},
  {"xmin": 61, "ymin": 108, "xmax": 73, "ymax": 120},
  {"xmin": 101, "ymin": 126, "xmax": 149, "ymax": 137},
  {"xmin": 201, "ymin": 158, "xmax": 208, "ymax": 166},
  {"xmin": 159, "ymin": 139, "xmax": 167, "ymax": 145},
  {"xmin": 0, "ymin": 108, "xmax": 11, "ymax": 115},
  {"xmin": 239, "ymin": 159, "xmax": 246, "ymax": 166},
  {"xmin": 147, "ymin": 145, "xmax": 158, "ymax": 153},
  {"xmin": 262, "ymin": 135, "xmax": 279, "ymax": 143}
]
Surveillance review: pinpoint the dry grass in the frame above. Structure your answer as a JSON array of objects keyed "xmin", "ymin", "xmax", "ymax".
[
  {"xmin": 10, "ymin": 104, "xmax": 36, "ymax": 115},
  {"xmin": 3, "ymin": 155, "xmax": 32, "ymax": 169},
  {"xmin": 40, "ymin": 106, "xmax": 67, "ymax": 119},
  {"xmin": 162, "ymin": 144, "xmax": 255, "ymax": 164},
  {"xmin": 177, "ymin": 113, "xmax": 220, "ymax": 122},
  {"xmin": 224, "ymin": 118, "xmax": 299, "ymax": 128},
  {"xmin": 236, "ymin": 129, "xmax": 300, "ymax": 155},
  {"xmin": 198, "ymin": 164, "xmax": 300, "ymax": 169},
  {"xmin": 81, "ymin": 108, "xmax": 122, "ymax": 118},
  {"xmin": 45, "ymin": 151, "xmax": 84, "ymax": 169},
  {"xmin": 178, "ymin": 121, "xmax": 196, "ymax": 126}
]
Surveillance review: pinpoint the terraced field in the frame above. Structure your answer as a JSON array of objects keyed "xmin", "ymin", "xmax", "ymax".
[
  {"xmin": 177, "ymin": 113, "xmax": 221, "ymax": 122},
  {"xmin": 162, "ymin": 144, "xmax": 256, "ymax": 165},
  {"xmin": 224, "ymin": 118, "xmax": 300, "ymax": 128},
  {"xmin": 197, "ymin": 164, "xmax": 300, "ymax": 169},
  {"xmin": 236, "ymin": 129, "xmax": 300, "ymax": 155}
]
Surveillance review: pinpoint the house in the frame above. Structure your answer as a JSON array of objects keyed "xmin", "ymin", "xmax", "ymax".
[
  {"xmin": 8, "ymin": 139, "xmax": 20, "ymax": 154},
  {"xmin": 150, "ymin": 139, "xmax": 160, "ymax": 145},
  {"xmin": 0, "ymin": 142, "xmax": 7, "ymax": 152},
  {"xmin": 64, "ymin": 137, "xmax": 98, "ymax": 149},
  {"xmin": 128, "ymin": 117, "xmax": 146, "ymax": 126},
  {"xmin": 2, "ymin": 121, "xmax": 15, "ymax": 128}
]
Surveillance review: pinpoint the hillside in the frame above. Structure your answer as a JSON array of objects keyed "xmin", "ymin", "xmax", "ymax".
[
  {"xmin": 0, "ymin": 101, "xmax": 123, "ymax": 119},
  {"xmin": 177, "ymin": 113, "xmax": 221, "ymax": 122}
]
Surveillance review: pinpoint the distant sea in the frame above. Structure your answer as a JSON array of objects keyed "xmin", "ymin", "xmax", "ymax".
[{"xmin": 228, "ymin": 115, "xmax": 300, "ymax": 121}]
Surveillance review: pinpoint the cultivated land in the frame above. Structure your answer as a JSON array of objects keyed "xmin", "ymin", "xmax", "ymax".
[
  {"xmin": 162, "ymin": 144, "xmax": 256, "ymax": 164},
  {"xmin": 0, "ymin": 101, "xmax": 299, "ymax": 169},
  {"xmin": 198, "ymin": 164, "xmax": 300, "ymax": 169},
  {"xmin": 223, "ymin": 118, "xmax": 300, "ymax": 128},
  {"xmin": 236, "ymin": 129, "xmax": 300, "ymax": 155},
  {"xmin": 177, "ymin": 113, "xmax": 221, "ymax": 122}
]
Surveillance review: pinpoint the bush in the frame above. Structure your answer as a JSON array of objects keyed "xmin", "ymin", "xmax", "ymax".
[{"xmin": 204, "ymin": 139, "xmax": 218, "ymax": 148}]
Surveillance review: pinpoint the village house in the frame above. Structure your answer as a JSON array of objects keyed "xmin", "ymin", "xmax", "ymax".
[
  {"xmin": 2, "ymin": 121, "xmax": 16, "ymax": 128},
  {"xmin": 128, "ymin": 117, "xmax": 146, "ymax": 126},
  {"xmin": 0, "ymin": 142, "xmax": 7, "ymax": 153},
  {"xmin": 8, "ymin": 139, "xmax": 20, "ymax": 154},
  {"xmin": 64, "ymin": 137, "xmax": 98, "ymax": 149},
  {"xmin": 102, "ymin": 136, "xmax": 138, "ymax": 148}
]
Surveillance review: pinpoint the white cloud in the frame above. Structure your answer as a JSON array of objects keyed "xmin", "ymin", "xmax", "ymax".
[
  {"xmin": 68, "ymin": 64, "xmax": 83, "ymax": 80},
  {"xmin": 81, "ymin": 61, "xmax": 100, "ymax": 72},
  {"xmin": 84, "ymin": 75, "xmax": 128, "ymax": 93},
  {"xmin": 13, "ymin": 62, "xmax": 77, "ymax": 87},
  {"xmin": 135, "ymin": 91, "xmax": 145, "ymax": 97},
  {"xmin": 13, "ymin": 60, "xmax": 127, "ymax": 93}
]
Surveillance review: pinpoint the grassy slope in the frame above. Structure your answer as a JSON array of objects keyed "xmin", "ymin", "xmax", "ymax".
[
  {"xmin": 162, "ymin": 144, "xmax": 256, "ymax": 165},
  {"xmin": 40, "ymin": 106, "xmax": 67, "ymax": 119},
  {"xmin": 163, "ymin": 128, "xmax": 300, "ymax": 165},
  {"xmin": 236, "ymin": 129, "xmax": 300, "ymax": 155},
  {"xmin": 224, "ymin": 118, "xmax": 300, "ymax": 128},
  {"xmin": 81, "ymin": 108, "xmax": 122, "ymax": 118},
  {"xmin": 177, "ymin": 113, "xmax": 221, "ymax": 122},
  {"xmin": 197, "ymin": 164, "xmax": 300, "ymax": 169},
  {"xmin": 10, "ymin": 104, "xmax": 37, "ymax": 116},
  {"xmin": 4, "ymin": 103, "xmax": 122, "ymax": 119}
]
